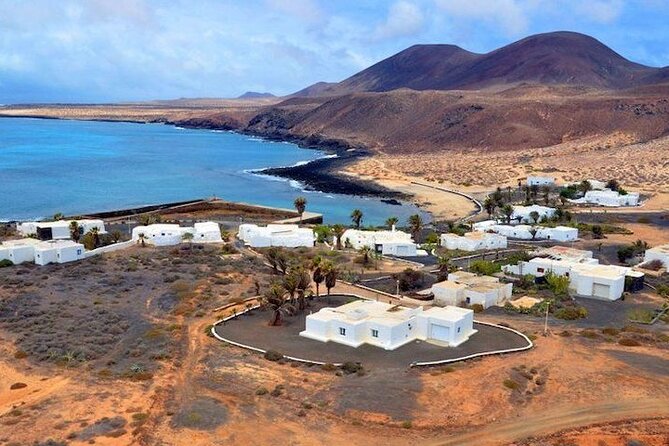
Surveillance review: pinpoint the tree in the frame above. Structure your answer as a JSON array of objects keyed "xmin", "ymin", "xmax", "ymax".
[
  {"xmin": 323, "ymin": 262, "xmax": 338, "ymax": 295},
  {"xmin": 312, "ymin": 264, "xmax": 325, "ymax": 297},
  {"xmin": 52, "ymin": 212, "xmax": 64, "ymax": 221},
  {"xmin": 591, "ymin": 225, "xmax": 604, "ymax": 239},
  {"xmin": 385, "ymin": 216, "xmax": 399, "ymax": 230},
  {"xmin": 357, "ymin": 246, "xmax": 373, "ymax": 266},
  {"xmin": 407, "ymin": 214, "xmax": 423, "ymax": 241},
  {"xmin": 265, "ymin": 247, "xmax": 288, "ymax": 273},
  {"xmin": 282, "ymin": 270, "xmax": 300, "ymax": 305},
  {"xmin": 530, "ymin": 184, "xmax": 539, "ymax": 199},
  {"xmin": 69, "ymin": 221, "xmax": 81, "ymax": 242},
  {"xmin": 529, "ymin": 211, "xmax": 540, "ymax": 224},
  {"xmin": 437, "ymin": 256, "xmax": 451, "ymax": 273},
  {"xmin": 294, "ymin": 197, "xmax": 307, "ymax": 223},
  {"xmin": 579, "ymin": 180, "xmax": 592, "ymax": 194},
  {"xmin": 528, "ymin": 227, "xmax": 538, "ymax": 240},
  {"xmin": 502, "ymin": 204, "xmax": 514, "ymax": 224},
  {"xmin": 182, "ymin": 231, "xmax": 194, "ymax": 248},
  {"xmin": 331, "ymin": 224, "xmax": 346, "ymax": 250},
  {"xmin": 545, "ymin": 272, "xmax": 570, "ymax": 296},
  {"xmin": 606, "ymin": 179, "xmax": 620, "ymax": 192},
  {"xmin": 137, "ymin": 232, "xmax": 147, "ymax": 247},
  {"xmin": 350, "ymin": 209, "xmax": 363, "ymax": 229},
  {"xmin": 111, "ymin": 230, "xmax": 122, "ymax": 243},
  {"xmin": 88, "ymin": 227, "xmax": 100, "ymax": 248},
  {"xmin": 483, "ymin": 197, "xmax": 496, "ymax": 218},
  {"xmin": 293, "ymin": 267, "xmax": 311, "ymax": 311},
  {"xmin": 260, "ymin": 283, "xmax": 294, "ymax": 326}
]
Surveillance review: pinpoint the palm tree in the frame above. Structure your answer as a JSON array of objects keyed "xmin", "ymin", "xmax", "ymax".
[
  {"xmin": 69, "ymin": 221, "xmax": 81, "ymax": 242},
  {"xmin": 294, "ymin": 267, "xmax": 312, "ymax": 311},
  {"xmin": 437, "ymin": 256, "xmax": 451, "ymax": 273},
  {"xmin": 407, "ymin": 214, "xmax": 423, "ymax": 241},
  {"xmin": 529, "ymin": 211, "xmax": 540, "ymax": 224},
  {"xmin": 111, "ymin": 230, "xmax": 122, "ymax": 243},
  {"xmin": 331, "ymin": 224, "xmax": 346, "ymax": 250},
  {"xmin": 260, "ymin": 283, "xmax": 294, "ymax": 326},
  {"xmin": 325, "ymin": 264, "xmax": 339, "ymax": 296},
  {"xmin": 502, "ymin": 204, "xmax": 514, "ymax": 225},
  {"xmin": 312, "ymin": 264, "xmax": 324, "ymax": 297},
  {"xmin": 52, "ymin": 212, "xmax": 64, "ymax": 221},
  {"xmin": 529, "ymin": 227, "xmax": 538, "ymax": 240},
  {"xmin": 358, "ymin": 246, "xmax": 373, "ymax": 266},
  {"xmin": 137, "ymin": 232, "xmax": 147, "ymax": 247},
  {"xmin": 579, "ymin": 180, "xmax": 592, "ymax": 195},
  {"xmin": 294, "ymin": 197, "xmax": 307, "ymax": 223},
  {"xmin": 89, "ymin": 227, "xmax": 100, "ymax": 248},
  {"xmin": 385, "ymin": 217, "xmax": 399, "ymax": 230},
  {"xmin": 483, "ymin": 197, "xmax": 496, "ymax": 218},
  {"xmin": 350, "ymin": 209, "xmax": 363, "ymax": 229},
  {"xmin": 282, "ymin": 271, "xmax": 299, "ymax": 305}
]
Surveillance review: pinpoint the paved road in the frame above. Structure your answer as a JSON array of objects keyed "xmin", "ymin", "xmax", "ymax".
[{"xmin": 424, "ymin": 398, "xmax": 669, "ymax": 446}]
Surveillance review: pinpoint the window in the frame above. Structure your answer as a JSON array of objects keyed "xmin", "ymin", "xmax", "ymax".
[
  {"xmin": 537, "ymin": 267, "xmax": 545, "ymax": 273},
  {"xmin": 457, "ymin": 327, "xmax": 461, "ymax": 333},
  {"xmin": 339, "ymin": 327, "xmax": 346, "ymax": 336},
  {"xmin": 465, "ymin": 297, "xmax": 471, "ymax": 304},
  {"xmin": 371, "ymin": 329, "xmax": 378, "ymax": 338},
  {"xmin": 77, "ymin": 249, "xmax": 82, "ymax": 255},
  {"xmin": 565, "ymin": 272, "xmax": 570, "ymax": 277}
]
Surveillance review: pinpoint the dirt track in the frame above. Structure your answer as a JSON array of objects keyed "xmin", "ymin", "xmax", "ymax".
[{"xmin": 426, "ymin": 399, "xmax": 669, "ymax": 446}]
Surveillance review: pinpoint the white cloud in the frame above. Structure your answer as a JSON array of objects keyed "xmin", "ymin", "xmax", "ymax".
[
  {"xmin": 574, "ymin": 0, "xmax": 623, "ymax": 24},
  {"xmin": 374, "ymin": 1, "xmax": 425, "ymax": 40},
  {"xmin": 434, "ymin": 0, "xmax": 529, "ymax": 35}
]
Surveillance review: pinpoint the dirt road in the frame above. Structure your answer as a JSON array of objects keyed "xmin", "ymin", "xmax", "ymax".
[{"xmin": 425, "ymin": 399, "xmax": 669, "ymax": 445}]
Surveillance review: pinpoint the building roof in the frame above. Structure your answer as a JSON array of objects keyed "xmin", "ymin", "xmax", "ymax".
[
  {"xmin": 308, "ymin": 300, "xmax": 418, "ymax": 326},
  {"xmin": 1, "ymin": 238, "xmax": 43, "ymax": 247},
  {"xmin": 536, "ymin": 246, "xmax": 592, "ymax": 262},
  {"xmin": 34, "ymin": 240, "xmax": 84, "ymax": 250},
  {"xmin": 422, "ymin": 306, "xmax": 473, "ymax": 322},
  {"xmin": 647, "ymin": 244, "xmax": 669, "ymax": 255}
]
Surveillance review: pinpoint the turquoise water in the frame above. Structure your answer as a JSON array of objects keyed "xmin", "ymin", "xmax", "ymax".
[{"xmin": 0, "ymin": 118, "xmax": 427, "ymax": 224}]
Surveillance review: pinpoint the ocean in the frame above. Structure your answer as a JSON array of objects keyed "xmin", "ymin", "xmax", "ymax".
[{"xmin": 0, "ymin": 117, "xmax": 427, "ymax": 225}]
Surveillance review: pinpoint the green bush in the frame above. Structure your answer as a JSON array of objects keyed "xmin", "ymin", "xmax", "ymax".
[
  {"xmin": 0, "ymin": 258, "xmax": 13, "ymax": 267},
  {"xmin": 545, "ymin": 272, "xmax": 570, "ymax": 296},
  {"xmin": 554, "ymin": 306, "xmax": 588, "ymax": 320},
  {"xmin": 263, "ymin": 350, "xmax": 283, "ymax": 362},
  {"xmin": 341, "ymin": 362, "xmax": 363, "ymax": 375},
  {"xmin": 618, "ymin": 338, "xmax": 641, "ymax": 347},
  {"xmin": 470, "ymin": 260, "xmax": 501, "ymax": 275},
  {"xmin": 602, "ymin": 327, "xmax": 620, "ymax": 336}
]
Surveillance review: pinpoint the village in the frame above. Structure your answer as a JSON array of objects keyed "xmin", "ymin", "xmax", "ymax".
[{"xmin": 0, "ymin": 175, "xmax": 668, "ymax": 445}]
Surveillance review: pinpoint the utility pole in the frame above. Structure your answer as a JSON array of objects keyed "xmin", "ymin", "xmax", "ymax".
[{"xmin": 543, "ymin": 301, "xmax": 550, "ymax": 336}]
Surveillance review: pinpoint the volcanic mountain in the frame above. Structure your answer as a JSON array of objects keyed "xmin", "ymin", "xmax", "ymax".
[{"xmin": 294, "ymin": 31, "xmax": 669, "ymax": 96}]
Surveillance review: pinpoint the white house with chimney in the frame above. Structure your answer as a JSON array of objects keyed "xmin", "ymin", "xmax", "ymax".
[
  {"xmin": 341, "ymin": 227, "xmax": 422, "ymax": 256},
  {"xmin": 300, "ymin": 300, "xmax": 476, "ymax": 350},
  {"xmin": 441, "ymin": 232, "xmax": 507, "ymax": 252},
  {"xmin": 510, "ymin": 205, "xmax": 556, "ymax": 223},
  {"xmin": 473, "ymin": 220, "xmax": 578, "ymax": 241},
  {"xmin": 502, "ymin": 247, "xmax": 643, "ymax": 301},
  {"xmin": 431, "ymin": 272, "xmax": 513, "ymax": 309},
  {"xmin": 0, "ymin": 238, "xmax": 85, "ymax": 266},
  {"xmin": 132, "ymin": 221, "xmax": 223, "ymax": 246},
  {"xmin": 569, "ymin": 189, "xmax": 640, "ymax": 207},
  {"xmin": 238, "ymin": 224, "xmax": 315, "ymax": 248}
]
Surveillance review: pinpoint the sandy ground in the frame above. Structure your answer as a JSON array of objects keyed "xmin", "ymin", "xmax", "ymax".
[{"xmin": 342, "ymin": 157, "xmax": 478, "ymax": 221}]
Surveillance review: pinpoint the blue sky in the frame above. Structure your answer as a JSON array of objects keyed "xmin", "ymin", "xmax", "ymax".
[{"xmin": 1, "ymin": 0, "xmax": 668, "ymax": 103}]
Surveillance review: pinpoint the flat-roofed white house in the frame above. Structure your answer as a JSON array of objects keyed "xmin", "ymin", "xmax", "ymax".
[
  {"xmin": 192, "ymin": 222, "xmax": 223, "ymax": 243},
  {"xmin": 300, "ymin": 300, "xmax": 476, "ymax": 349},
  {"xmin": 341, "ymin": 228, "xmax": 421, "ymax": 257},
  {"xmin": 569, "ymin": 189, "xmax": 640, "ymax": 207},
  {"xmin": 473, "ymin": 221, "xmax": 578, "ymax": 241},
  {"xmin": 0, "ymin": 238, "xmax": 42, "ymax": 264},
  {"xmin": 131, "ymin": 224, "xmax": 190, "ymax": 246},
  {"xmin": 527, "ymin": 176, "xmax": 555, "ymax": 186},
  {"xmin": 441, "ymin": 232, "xmax": 507, "ymax": 252},
  {"xmin": 431, "ymin": 272, "xmax": 513, "ymax": 309},
  {"xmin": 511, "ymin": 205, "xmax": 556, "ymax": 223},
  {"xmin": 18, "ymin": 219, "xmax": 106, "ymax": 240},
  {"xmin": 34, "ymin": 240, "xmax": 85, "ymax": 265},
  {"xmin": 238, "ymin": 224, "xmax": 315, "ymax": 248},
  {"xmin": 502, "ymin": 247, "xmax": 642, "ymax": 301},
  {"xmin": 643, "ymin": 244, "xmax": 669, "ymax": 268}
]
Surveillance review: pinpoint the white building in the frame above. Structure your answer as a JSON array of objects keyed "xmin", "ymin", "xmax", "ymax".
[
  {"xmin": 566, "ymin": 179, "xmax": 607, "ymax": 191},
  {"xmin": 0, "ymin": 239, "xmax": 42, "ymax": 264},
  {"xmin": 502, "ymin": 247, "xmax": 642, "ymax": 301},
  {"xmin": 643, "ymin": 244, "xmax": 669, "ymax": 268},
  {"xmin": 527, "ymin": 176, "xmax": 555, "ymax": 187},
  {"xmin": 300, "ymin": 300, "xmax": 476, "ymax": 350},
  {"xmin": 341, "ymin": 228, "xmax": 421, "ymax": 256},
  {"xmin": 132, "ymin": 224, "xmax": 190, "ymax": 246},
  {"xmin": 473, "ymin": 221, "xmax": 578, "ymax": 241},
  {"xmin": 510, "ymin": 205, "xmax": 556, "ymax": 223},
  {"xmin": 569, "ymin": 189, "xmax": 640, "ymax": 207},
  {"xmin": 192, "ymin": 222, "xmax": 223, "ymax": 243},
  {"xmin": 431, "ymin": 272, "xmax": 513, "ymax": 309},
  {"xmin": 238, "ymin": 224, "xmax": 315, "ymax": 248},
  {"xmin": 34, "ymin": 240, "xmax": 85, "ymax": 266},
  {"xmin": 18, "ymin": 219, "xmax": 106, "ymax": 240},
  {"xmin": 441, "ymin": 232, "xmax": 507, "ymax": 252}
]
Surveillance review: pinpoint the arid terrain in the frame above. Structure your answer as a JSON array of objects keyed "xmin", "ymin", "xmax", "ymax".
[{"xmin": 0, "ymin": 236, "xmax": 668, "ymax": 445}]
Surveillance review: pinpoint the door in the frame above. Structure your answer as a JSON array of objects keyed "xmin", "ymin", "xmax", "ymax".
[
  {"xmin": 430, "ymin": 324, "xmax": 451, "ymax": 342},
  {"xmin": 593, "ymin": 283, "xmax": 611, "ymax": 299}
]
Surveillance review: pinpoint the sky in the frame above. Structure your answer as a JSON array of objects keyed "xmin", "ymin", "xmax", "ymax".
[{"xmin": 1, "ymin": 0, "xmax": 669, "ymax": 103}]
